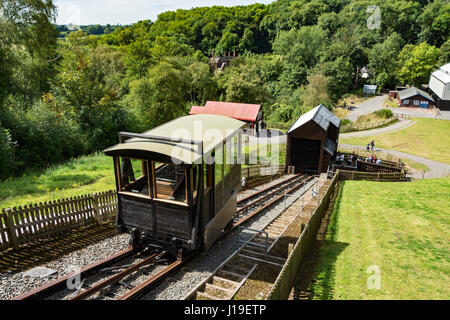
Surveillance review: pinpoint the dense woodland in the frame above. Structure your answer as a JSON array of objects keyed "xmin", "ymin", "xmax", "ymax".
[{"xmin": 0, "ymin": 0, "xmax": 449, "ymax": 179}]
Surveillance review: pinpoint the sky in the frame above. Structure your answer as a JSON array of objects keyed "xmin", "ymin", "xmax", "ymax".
[{"xmin": 55, "ymin": 0, "xmax": 275, "ymax": 26}]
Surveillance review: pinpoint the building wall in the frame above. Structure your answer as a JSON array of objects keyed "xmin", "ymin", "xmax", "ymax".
[{"xmin": 398, "ymin": 94, "xmax": 434, "ymax": 109}]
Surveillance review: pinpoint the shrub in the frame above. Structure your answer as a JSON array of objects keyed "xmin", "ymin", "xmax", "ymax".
[
  {"xmin": 0, "ymin": 122, "xmax": 17, "ymax": 180},
  {"xmin": 373, "ymin": 109, "xmax": 393, "ymax": 119}
]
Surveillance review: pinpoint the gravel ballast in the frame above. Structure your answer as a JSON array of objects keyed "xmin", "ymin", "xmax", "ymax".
[{"xmin": 0, "ymin": 233, "xmax": 130, "ymax": 300}]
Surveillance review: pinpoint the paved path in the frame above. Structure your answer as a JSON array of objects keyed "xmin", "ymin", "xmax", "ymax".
[
  {"xmin": 340, "ymin": 119, "xmax": 416, "ymax": 139},
  {"xmin": 345, "ymin": 94, "xmax": 450, "ymax": 120},
  {"xmin": 340, "ymin": 144, "xmax": 450, "ymax": 179},
  {"xmin": 345, "ymin": 95, "xmax": 387, "ymax": 122},
  {"xmin": 391, "ymin": 107, "xmax": 450, "ymax": 120}
]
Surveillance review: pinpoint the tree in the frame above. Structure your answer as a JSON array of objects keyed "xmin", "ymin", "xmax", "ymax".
[
  {"xmin": 273, "ymin": 25, "xmax": 328, "ymax": 68},
  {"xmin": 439, "ymin": 39, "xmax": 450, "ymax": 66},
  {"xmin": 319, "ymin": 56, "xmax": 354, "ymax": 102},
  {"xmin": 215, "ymin": 32, "xmax": 239, "ymax": 56},
  {"xmin": 0, "ymin": 0, "xmax": 59, "ymax": 97},
  {"xmin": 128, "ymin": 61, "xmax": 190, "ymax": 128},
  {"xmin": 368, "ymin": 33, "xmax": 405, "ymax": 89},
  {"xmin": 302, "ymin": 73, "xmax": 332, "ymax": 108},
  {"xmin": 418, "ymin": 0, "xmax": 450, "ymax": 47},
  {"xmin": 397, "ymin": 42, "xmax": 441, "ymax": 86},
  {"xmin": 218, "ymin": 64, "xmax": 269, "ymax": 105}
]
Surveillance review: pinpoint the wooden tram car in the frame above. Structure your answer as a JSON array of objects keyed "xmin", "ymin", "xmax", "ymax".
[{"xmin": 104, "ymin": 114, "xmax": 245, "ymax": 257}]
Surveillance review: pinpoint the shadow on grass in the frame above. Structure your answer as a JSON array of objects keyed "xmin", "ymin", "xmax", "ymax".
[
  {"xmin": 0, "ymin": 223, "xmax": 119, "ymax": 274},
  {"xmin": 290, "ymin": 181, "xmax": 349, "ymax": 300}
]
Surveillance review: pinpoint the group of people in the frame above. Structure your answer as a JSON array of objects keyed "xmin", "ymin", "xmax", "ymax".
[
  {"xmin": 334, "ymin": 150, "xmax": 382, "ymax": 166},
  {"xmin": 366, "ymin": 154, "xmax": 382, "ymax": 165},
  {"xmin": 335, "ymin": 151, "xmax": 358, "ymax": 166},
  {"xmin": 366, "ymin": 140, "xmax": 375, "ymax": 151}
]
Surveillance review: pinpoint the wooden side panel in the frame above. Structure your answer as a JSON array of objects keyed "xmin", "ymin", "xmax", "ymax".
[
  {"xmin": 155, "ymin": 201, "xmax": 191, "ymax": 239},
  {"xmin": 120, "ymin": 195, "xmax": 154, "ymax": 231}
]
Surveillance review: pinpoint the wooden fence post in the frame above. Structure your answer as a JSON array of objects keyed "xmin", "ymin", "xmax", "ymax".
[
  {"xmin": 4, "ymin": 208, "xmax": 19, "ymax": 250},
  {"xmin": 92, "ymin": 193, "xmax": 102, "ymax": 224}
]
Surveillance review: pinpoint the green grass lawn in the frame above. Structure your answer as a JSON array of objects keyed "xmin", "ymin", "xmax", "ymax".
[
  {"xmin": 340, "ymin": 118, "xmax": 450, "ymax": 164},
  {"xmin": 308, "ymin": 178, "xmax": 450, "ymax": 299},
  {"xmin": 0, "ymin": 152, "xmax": 116, "ymax": 210}
]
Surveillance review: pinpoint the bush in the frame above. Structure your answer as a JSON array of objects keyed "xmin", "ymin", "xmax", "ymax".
[
  {"xmin": 1, "ymin": 103, "xmax": 87, "ymax": 175},
  {"xmin": 0, "ymin": 122, "xmax": 17, "ymax": 180},
  {"xmin": 341, "ymin": 119, "xmax": 352, "ymax": 126},
  {"xmin": 373, "ymin": 109, "xmax": 393, "ymax": 119}
]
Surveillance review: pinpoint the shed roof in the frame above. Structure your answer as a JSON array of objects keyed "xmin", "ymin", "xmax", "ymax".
[
  {"xmin": 287, "ymin": 105, "xmax": 340, "ymax": 134},
  {"xmin": 398, "ymin": 86, "xmax": 434, "ymax": 102},
  {"xmin": 189, "ymin": 101, "xmax": 261, "ymax": 122},
  {"xmin": 103, "ymin": 114, "xmax": 245, "ymax": 164}
]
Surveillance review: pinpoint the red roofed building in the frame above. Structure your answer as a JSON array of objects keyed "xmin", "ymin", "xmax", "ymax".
[{"xmin": 189, "ymin": 101, "xmax": 264, "ymax": 133}]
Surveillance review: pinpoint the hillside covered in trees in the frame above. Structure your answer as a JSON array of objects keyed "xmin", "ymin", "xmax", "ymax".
[{"xmin": 0, "ymin": 0, "xmax": 449, "ymax": 179}]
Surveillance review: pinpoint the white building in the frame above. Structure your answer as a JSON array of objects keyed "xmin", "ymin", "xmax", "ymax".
[{"xmin": 429, "ymin": 63, "xmax": 450, "ymax": 110}]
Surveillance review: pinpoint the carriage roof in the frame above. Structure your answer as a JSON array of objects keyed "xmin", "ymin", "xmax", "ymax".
[{"xmin": 103, "ymin": 114, "xmax": 246, "ymax": 164}]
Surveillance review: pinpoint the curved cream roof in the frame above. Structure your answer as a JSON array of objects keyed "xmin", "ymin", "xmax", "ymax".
[{"xmin": 104, "ymin": 114, "xmax": 246, "ymax": 164}]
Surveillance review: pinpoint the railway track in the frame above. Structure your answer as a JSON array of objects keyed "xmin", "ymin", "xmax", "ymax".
[
  {"xmin": 12, "ymin": 174, "xmax": 314, "ymax": 301},
  {"xmin": 185, "ymin": 176, "xmax": 318, "ymax": 300}
]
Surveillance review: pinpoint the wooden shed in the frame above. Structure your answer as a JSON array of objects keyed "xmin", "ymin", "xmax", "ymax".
[
  {"xmin": 285, "ymin": 105, "xmax": 340, "ymax": 174},
  {"xmin": 397, "ymin": 87, "xmax": 435, "ymax": 109}
]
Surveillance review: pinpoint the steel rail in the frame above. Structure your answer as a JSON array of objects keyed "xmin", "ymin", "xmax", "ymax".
[
  {"xmin": 70, "ymin": 253, "xmax": 159, "ymax": 300},
  {"xmin": 12, "ymin": 246, "xmax": 136, "ymax": 300},
  {"xmin": 117, "ymin": 252, "xmax": 197, "ymax": 300},
  {"xmin": 233, "ymin": 175, "xmax": 315, "ymax": 228},
  {"xmin": 237, "ymin": 174, "xmax": 302, "ymax": 205},
  {"xmin": 236, "ymin": 175, "xmax": 307, "ymax": 214}
]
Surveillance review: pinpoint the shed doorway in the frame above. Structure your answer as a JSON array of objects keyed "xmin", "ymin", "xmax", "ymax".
[{"xmin": 290, "ymin": 138, "xmax": 320, "ymax": 173}]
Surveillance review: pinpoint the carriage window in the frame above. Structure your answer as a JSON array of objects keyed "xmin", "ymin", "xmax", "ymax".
[
  {"xmin": 215, "ymin": 146, "xmax": 224, "ymax": 186},
  {"xmin": 152, "ymin": 162, "xmax": 187, "ymax": 203},
  {"xmin": 118, "ymin": 157, "xmax": 150, "ymax": 197},
  {"xmin": 232, "ymin": 135, "xmax": 239, "ymax": 165},
  {"xmin": 224, "ymin": 140, "xmax": 231, "ymax": 177}
]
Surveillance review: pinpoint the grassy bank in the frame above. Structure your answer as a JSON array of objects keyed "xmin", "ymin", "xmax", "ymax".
[
  {"xmin": 305, "ymin": 178, "xmax": 450, "ymax": 299},
  {"xmin": 0, "ymin": 153, "xmax": 116, "ymax": 210},
  {"xmin": 340, "ymin": 118, "xmax": 450, "ymax": 164}
]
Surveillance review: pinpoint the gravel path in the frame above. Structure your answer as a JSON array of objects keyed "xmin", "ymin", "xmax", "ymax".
[{"xmin": 340, "ymin": 144, "xmax": 450, "ymax": 179}]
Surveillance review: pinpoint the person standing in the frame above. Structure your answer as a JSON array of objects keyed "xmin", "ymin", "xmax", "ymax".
[{"xmin": 370, "ymin": 140, "xmax": 375, "ymax": 151}]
